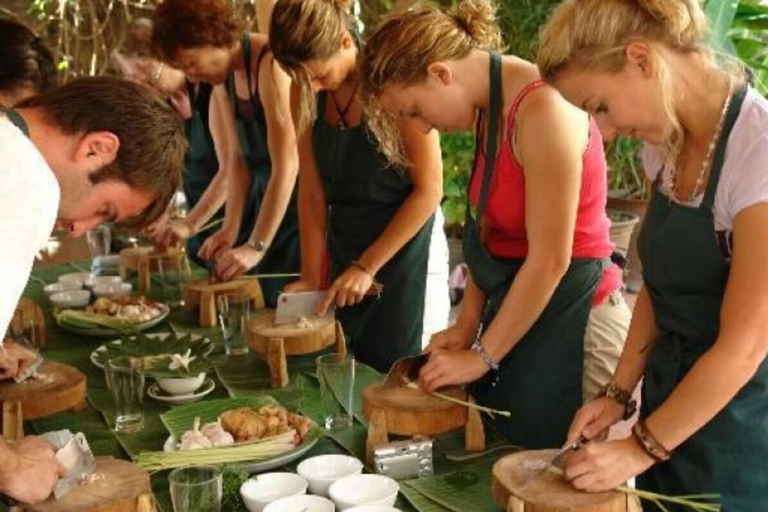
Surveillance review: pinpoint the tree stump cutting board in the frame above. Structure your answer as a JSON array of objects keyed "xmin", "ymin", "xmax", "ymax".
[
  {"xmin": 248, "ymin": 311, "xmax": 346, "ymax": 388},
  {"xmin": 25, "ymin": 457, "xmax": 153, "ymax": 512},
  {"xmin": 185, "ymin": 279, "xmax": 265, "ymax": 327},
  {"xmin": 0, "ymin": 361, "xmax": 86, "ymax": 420},
  {"xmin": 119, "ymin": 247, "xmax": 185, "ymax": 292},
  {"xmin": 492, "ymin": 450, "xmax": 642, "ymax": 512}
]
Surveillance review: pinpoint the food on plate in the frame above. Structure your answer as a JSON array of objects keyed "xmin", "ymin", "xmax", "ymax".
[{"xmin": 86, "ymin": 296, "xmax": 163, "ymax": 323}]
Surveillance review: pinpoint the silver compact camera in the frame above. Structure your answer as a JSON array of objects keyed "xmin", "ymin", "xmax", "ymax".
[{"xmin": 373, "ymin": 436, "xmax": 434, "ymax": 480}]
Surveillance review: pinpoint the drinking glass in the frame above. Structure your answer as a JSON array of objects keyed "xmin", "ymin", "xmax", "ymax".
[
  {"xmin": 216, "ymin": 292, "xmax": 253, "ymax": 356},
  {"xmin": 105, "ymin": 357, "xmax": 145, "ymax": 434},
  {"xmin": 316, "ymin": 353, "xmax": 355, "ymax": 430},
  {"xmin": 169, "ymin": 465, "xmax": 222, "ymax": 512},
  {"xmin": 158, "ymin": 255, "xmax": 192, "ymax": 308}
]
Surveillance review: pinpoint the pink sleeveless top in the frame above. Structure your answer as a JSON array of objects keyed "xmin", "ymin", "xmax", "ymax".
[{"xmin": 468, "ymin": 80, "xmax": 622, "ymax": 305}]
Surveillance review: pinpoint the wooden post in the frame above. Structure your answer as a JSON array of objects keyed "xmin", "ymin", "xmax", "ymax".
[
  {"xmin": 366, "ymin": 408, "xmax": 389, "ymax": 465},
  {"xmin": 137, "ymin": 256, "xmax": 151, "ymax": 293},
  {"xmin": 3, "ymin": 401, "xmax": 23, "ymax": 441},
  {"xmin": 464, "ymin": 395, "xmax": 486, "ymax": 452},
  {"xmin": 267, "ymin": 338, "xmax": 289, "ymax": 388},
  {"xmin": 199, "ymin": 290, "xmax": 216, "ymax": 327}
]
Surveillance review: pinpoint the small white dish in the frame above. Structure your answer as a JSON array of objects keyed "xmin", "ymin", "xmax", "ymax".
[
  {"xmin": 147, "ymin": 378, "xmax": 215, "ymax": 405},
  {"xmin": 297, "ymin": 455, "xmax": 364, "ymax": 497},
  {"xmin": 58, "ymin": 272, "xmax": 93, "ymax": 287},
  {"xmin": 91, "ymin": 282, "xmax": 132, "ymax": 299},
  {"xmin": 50, "ymin": 289, "xmax": 91, "ymax": 309},
  {"xmin": 263, "ymin": 495, "xmax": 335, "ymax": 512},
  {"xmin": 329, "ymin": 475, "xmax": 399, "ymax": 511},
  {"xmin": 240, "ymin": 473, "xmax": 308, "ymax": 512},
  {"xmin": 84, "ymin": 275, "xmax": 124, "ymax": 288},
  {"xmin": 345, "ymin": 507, "xmax": 402, "ymax": 512},
  {"xmin": 43, "ymin": 281, "xmax": 82, "ymax": 296},
  {"xmin": 156, "ymin": 372, "xmax": 206, "ymax": 395}
]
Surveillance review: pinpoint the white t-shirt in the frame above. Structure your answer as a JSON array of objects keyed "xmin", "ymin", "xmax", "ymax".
[
  {"xmin": 0, "ymin": 115, "xmax": 60, "ymax": 339},
  {"xmin": 642, "ymin": 87, "xmax": 768, "ymax": 232}
]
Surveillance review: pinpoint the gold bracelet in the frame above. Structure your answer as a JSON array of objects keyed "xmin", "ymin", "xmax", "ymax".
[{"xmin": 632, "ymin": 420, "xmax": 672, "ymax": 462}]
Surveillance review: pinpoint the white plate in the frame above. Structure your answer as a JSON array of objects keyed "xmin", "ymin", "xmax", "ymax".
[
  {"xmin": 90, "ymin": 332, "xmax": 212, "ymax": 369},
  {"xmin": 148, "ymin": 378, "xmax": 215, "ymax": 405},
  {"xmin": 58, "ymin": 303, "xmax": 171, "ymax": 338}
]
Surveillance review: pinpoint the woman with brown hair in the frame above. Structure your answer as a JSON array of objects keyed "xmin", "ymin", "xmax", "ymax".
[
  {"xmin": 269, "ymin": 0, "xmax": 445, "ymax": 372},
  {"xmin": 537, "ymin": 0, "xmax": 768, "ymax": 508},
  {"xmin": 0, "ymin": 18, "xmax": 57, "ymax": 107},
  {"xmin": 152, "ymin": 0, "xmax": 299, "ymax": 305},
  {"xmin": 359, "ymin": 0, "xmax": 629, "ymax": 448}
]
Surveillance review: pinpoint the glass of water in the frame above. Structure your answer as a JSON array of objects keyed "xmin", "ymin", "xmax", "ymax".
[
  {"xmin": 316, "ymin": 353, "xmax": 355, "ymax": 431},
  {"xmin": 216, "ymin": 292, "xmax": 253, "ymax": 356},
  {"xmin": 105, "ymin": 357, "xmax": 145, "ymax": 434},
  {"xmin": 158, "ymin": 254, "xmax": 192, "ymax": 308},
  {"xmin": 169, "ymin": 465, "xmax": 222, "ymax": 512}
]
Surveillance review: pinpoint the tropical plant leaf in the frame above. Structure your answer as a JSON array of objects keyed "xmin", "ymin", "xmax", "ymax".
[{"xmin": 94, "ymin": 331, "xmax": 213, "ymax": 372}]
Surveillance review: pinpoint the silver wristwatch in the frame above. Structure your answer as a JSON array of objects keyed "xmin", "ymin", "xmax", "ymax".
[{"xmin": 246, "ymin": 239, "xmax": 267, "ymax": 252}]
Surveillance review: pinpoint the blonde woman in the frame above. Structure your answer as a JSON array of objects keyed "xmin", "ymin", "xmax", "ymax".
[
  {"xmin": 269, "ymin": 0, "xmax": 445, "ymax": 372},
  {"xmin": 359, "ymin": 0, "xmax": 629, "ymax": 449},
  {"xmin": 152, "ymin": 0, "xmax": 300, "ymax": 305},
  {"xmin": 538, "ymin": 0, "xmax": 768, "ymax": 507}
]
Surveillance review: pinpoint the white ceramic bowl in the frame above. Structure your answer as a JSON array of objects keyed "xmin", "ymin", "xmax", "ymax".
[
  {"xmin": 263, "ymin": 495, "xmax": 335, "ymax": 512},
  {"xmin": 329, "ymin": 475, "xmax": 399, "ymax": 511},
  {"xmin": 57, "ymin": 272, "xmax": 93, "ymax": 287},
  {"xmin": 50, "ymin": 289, "xmax": 91, "ymax": 309},
  {"xmin": 91, "ymin": 282, "xmax": 132, "ymax": 299},
  {"xmin": 297, "ymin": 455, "xmax": 364, "ymax": 497},
  {"xmin": 345, "ymin": 507, "xmax": 402, "ymax": 512},
  {"xmin": 240, "ymin": 473, "xmax": 308, "ymax": 512},
  {"xmin": 84, "ymin": 275, "xmax": 124, "ymax": 288},
  {"xmin": 155, "ymin": 373, "xmax": 206, "ymax": 395},
  {"xmin": 43, "ymin": 281, "xmax": 82, "ymax": 296}
]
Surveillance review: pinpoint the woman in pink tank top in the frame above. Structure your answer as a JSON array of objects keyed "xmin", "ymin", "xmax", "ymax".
[{"xmin": 360, "ymin": 0, "xmax": 631, "ymax": 447}]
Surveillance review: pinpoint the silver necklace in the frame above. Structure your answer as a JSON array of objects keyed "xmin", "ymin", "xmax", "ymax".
[{"xmin": 667, "ymin": 82, "xmax": 733, "ymax": 203}]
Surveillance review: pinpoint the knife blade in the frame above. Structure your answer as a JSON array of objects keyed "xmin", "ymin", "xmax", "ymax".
[
  {"xmin": 274, "ymin": 291, "xmax": 335, "ymax": 325},
  {"xmin": 527, "ymin": 435, "xmax": 588, "ymax": 482},
  {"xmin": 382, "ymin": 353, "xmax": 430, "ymax": 388}
]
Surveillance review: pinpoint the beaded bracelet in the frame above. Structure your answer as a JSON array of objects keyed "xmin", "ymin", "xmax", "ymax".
[
  {"xmin": 597, "ymin": 381, "xmax": 637, "ymax": 421},
  {"xmin": 632, "ymin": 420, "xmax": 672, "ymax": 463},
  {"xmin": 470, "ymin": 325, "xmax": 500, "ymax": 386}
]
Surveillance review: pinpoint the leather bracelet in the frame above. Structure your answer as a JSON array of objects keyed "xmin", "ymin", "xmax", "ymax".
[
  {"xmin": 632, "ymin": 420, "xmax": 672, "ymax": 462},
  {"xmin": 597, "ymin": 381, "xmax": 637, "ymax": 421}
]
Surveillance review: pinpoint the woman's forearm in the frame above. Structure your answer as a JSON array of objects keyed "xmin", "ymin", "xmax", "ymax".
[
  {"xmin": 245, "ymin": 162, "xmax": 297, "ymax": 246},
  {"xmin": 185, "ymin": 170, "xmax": 229, "ymax": 232},
  {"xmin": 457, "ymin": 273, "xmax": 486, "ymax": 330},
  {"xmin": 221, "ymin": 158, "xmax": 251, "ymax": 234}
]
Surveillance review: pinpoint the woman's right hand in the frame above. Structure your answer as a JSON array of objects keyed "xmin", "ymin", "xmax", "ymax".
[
  {"xmin": 154, "ymin": 219, "xmax": 194, "ymax": 252},
  {"xmin": 283, "ymin": 278, "xmax": 320, "ymax": 294},
  {"xmin": 198, "ymin": 226, "xmax": 237, "ymax": 262},
  {"xmin": 566, "ymin": 396, "xmax": 625, "ymax": 444},
  {"xmin": 425, "ymin": 321, "xmax": 478, "ymax": 353}
]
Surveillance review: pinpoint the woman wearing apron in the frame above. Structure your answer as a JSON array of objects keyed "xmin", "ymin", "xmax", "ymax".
[
  {"xmin": 360, "ymin": 0, "xmax": 629, "ymax": 448},
  {"xmin": 152, "ymin": 0, "xmax": 300, "ymax": 306},
  {"xmin": 112, "ymin": 20, "xmax": 226, "ymax": 267},
  {"xmin": 539, "ymin": 1, "xmax": 768, "ymax": 508},
  {"xmin": 269, "ymin": 0, "xmax": 444, "ymax": 372}
]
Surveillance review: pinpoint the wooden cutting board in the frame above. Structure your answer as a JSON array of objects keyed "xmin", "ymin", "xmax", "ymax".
[
  {"xmin": 25, "ymin": 457, "xmax": 153, "ymax": 512},
  {"xmin": 362, "ymin": 382, "xmax": 468, "ymax": 436},
  {"xmin": 185, "ymin": 279, "xmax": 265, "ymax": 327},
  {"xmin": 0, "ymin": 361, "xmax": 86, "ymax": 420},
  {"xmin": 492, "ymin": 450, "xmax": 642, "ymax": 512},
  {"xmin": 249, "ymin": 310, "xmax": 336, "ymax": 356}
]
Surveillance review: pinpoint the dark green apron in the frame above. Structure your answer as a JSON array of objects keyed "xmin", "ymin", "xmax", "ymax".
[
  {"xmin": 181, "ymin": 82, "xmax": 225, "ymax": 268},
  {"xmin": 637, "ymin": 85, "xmax": 768, "ymax": 512},
  {"xmin": 312, "ymin": 92, "xmax": 434, "ymax": 373},
  {"xmin": 464, "ymin": 53, "xmax": 606, "ymax": 449},
  {"xmin": 1, "ymin": 108, "xmax": 29, "ymax": 137},
  {"xmin": 227, "ymin": 32, "xmax": 300, "ymax": 307}
]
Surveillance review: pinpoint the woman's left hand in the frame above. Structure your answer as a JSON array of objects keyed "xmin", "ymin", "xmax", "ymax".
[
  {"xmin": 564, "ymin": 437, "xmax": 655, "ymax": 492},
  {"xmin": 419, "ymin": 349, "xmax": 489, "ymax": 392},
  {"xmin": 215, "ymin": 246, "xmax": 263, "ymax": 281},
  {"xmin": 319, "ymin": 268, "xmax": 373, "ymax": 315}
]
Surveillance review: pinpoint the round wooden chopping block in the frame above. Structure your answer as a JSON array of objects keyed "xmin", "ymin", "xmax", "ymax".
[
  {"xmin": 248, "ymin": 310, "xmax": 335, "ymax": 356},
  {"xmin": 119, "ymin": 246, "xmax": 183, "ymax": 272},
  {"xmin": 492, "ymin": 450, "xmax": 641, "ymax": 512},
  {"xmin": 0, "ymin": 361, "xmax": 85, "ymax": 420},
  {"xmin": 27, "ymin": 457, "xmax": 151, "ymax": 512},
  {"xmin": 362, "ymin": 383, "xmax": 468, "ymax": 436}
]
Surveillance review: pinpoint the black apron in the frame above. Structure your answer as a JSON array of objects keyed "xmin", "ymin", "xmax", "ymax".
[
  {"xmin": 227, "ymin": 32, "xmax": 300, "ymax": 307},
  {"xmin": 637, "ymin": 85, "xmax": 768, "ymax": 512},
  {"xmin": 2, "ymin": 108, "xmax": 29, "ymax": 136},
  {"xmin": 181, "ymin": 82, "xmax": 226, "ymax": 268},
  {"xmin": 312, "ymin": 92, "xmax": 434, "ymax": 373},
  {"xmin": 464, "ymin": 53, "xmax": 607, "ymax": 449}
]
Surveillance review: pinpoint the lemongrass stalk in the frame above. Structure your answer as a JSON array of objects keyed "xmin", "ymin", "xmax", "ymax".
[
  {"xmin": 197, "ymin": 218, "xmax": 224, "ymax": 233},
  {"xmin": 404, "ymin": 381, "xmax": 511, "ymax": 417}
]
